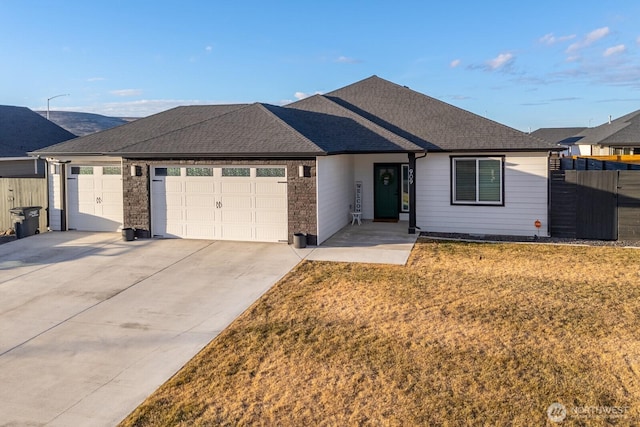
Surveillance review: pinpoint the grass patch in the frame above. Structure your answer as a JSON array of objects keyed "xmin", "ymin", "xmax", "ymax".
[{"xmin": 120, "ymin": 240, "xmax": 640, "ymax": 426}]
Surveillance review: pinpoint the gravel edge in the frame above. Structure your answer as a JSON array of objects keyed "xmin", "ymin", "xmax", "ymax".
[{"xmin": 420, "ymin": 232, "xmax": 640, "ymax": 248}]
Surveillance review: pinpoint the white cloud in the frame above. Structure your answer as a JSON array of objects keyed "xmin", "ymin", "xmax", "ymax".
[
  {"xmin": 637, "ymin": 36, "xmax": 640, "ymax": 45},
  {"xmin": 486, "ymin": 52, "xmax": 514, "ymax": 70},
  {"xmin": 294, "ymin": 91, "xmax": 323, "ymax": 100},
  {"xmin": 567, "ymin": 26, "xmax": 610, "ymax": 52},
  {"xmin": 539, "ymin": 33, "xmax": 576, "ymax": 45},
  {"xmin": 110, "ymin": 89, "xmax": 143, "ymax": 97},
  {"xmin": 450, "ymin": 59, "xmax": 461, "ymax": 68},
  {"xmin": 335, "ymin": 56, "xmax": 361, "ymax": 64},
  {"xmin": 87, "ymin": 77, "xmax": 106, "ymax": 82},
  {"xmin": 205, "ymin": 46, "xmax": 213, "ymax": 53},
  {"xmin": 604, "ymin": 44, "xmax": 626, "ymax": 57}
]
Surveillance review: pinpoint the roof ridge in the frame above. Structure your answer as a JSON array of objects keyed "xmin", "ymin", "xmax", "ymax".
[
  {"xmin": 257, "ymin": 103, "xmax": 325, "ymax": 152},
  {"xmin": 294, "ymin": 94, "xmax": 425, "ymax": 152}
]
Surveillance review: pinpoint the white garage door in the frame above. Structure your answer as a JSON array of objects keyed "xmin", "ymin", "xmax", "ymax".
[
  {"xmin": 151, "ymin": 166, "xmax": 288, "ymax": 242},
  {"xmin": 67, "ymin": 165, "xmax": 124, "ymax": 231}
]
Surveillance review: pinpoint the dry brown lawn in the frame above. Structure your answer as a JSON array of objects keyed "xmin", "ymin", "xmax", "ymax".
[{"xmin": 120, "ymin": 239, "xmax": 640, "ymax": 426}]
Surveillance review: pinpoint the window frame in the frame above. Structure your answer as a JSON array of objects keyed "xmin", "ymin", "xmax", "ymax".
[{"xmin": 450, "ymin": 156, "xmax": 505, "ymax": 206}]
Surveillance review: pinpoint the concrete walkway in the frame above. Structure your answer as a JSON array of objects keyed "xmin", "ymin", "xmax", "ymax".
[
  {"xmin": 294, "ymin": 220, "xmax": 418, "ymax": 265},
  {"xmin": 0, "ymin": 232, "xmax": 302, "ymax": 426}
]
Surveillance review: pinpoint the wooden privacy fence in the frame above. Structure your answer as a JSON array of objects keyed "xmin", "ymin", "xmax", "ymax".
[
  {"xmin": 550, "ymin": 170, "xmax": 640, "ymax": 240},
  {"xmin": 0, "ymin": 178, "xmax": 48, "ymax": 232}
]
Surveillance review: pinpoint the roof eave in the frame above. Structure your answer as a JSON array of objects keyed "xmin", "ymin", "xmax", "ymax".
[{"xmin": 111, "ymin": 151, "xmax": 328, "ymax": 158}]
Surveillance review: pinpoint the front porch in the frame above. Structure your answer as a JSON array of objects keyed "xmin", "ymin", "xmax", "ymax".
[{"xmin": 294, "ymin": 220, "xmax": 418, "ymax": 265}]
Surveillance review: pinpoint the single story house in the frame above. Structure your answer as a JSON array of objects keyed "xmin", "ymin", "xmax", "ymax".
[
  {"xmin": 32, "ymin": 76, "xmax": 560, "ymax": 244},
  {"xmin": 533, "ymin": 109, "xmax": 640, "ymax": 156}
]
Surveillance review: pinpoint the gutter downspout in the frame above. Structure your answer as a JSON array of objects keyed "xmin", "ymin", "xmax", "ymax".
[
  {"xmin": 59, "ymin": 161, "xmax": 71, "ymax": 231},
  {"xmin": 408, "ymin": 151, "xmax": 428, "ymax": 234}
]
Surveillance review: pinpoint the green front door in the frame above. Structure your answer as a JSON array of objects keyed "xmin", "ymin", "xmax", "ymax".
[{"xmin": 374, "ymin": 164, "xmax": 400, "ymax": 219}]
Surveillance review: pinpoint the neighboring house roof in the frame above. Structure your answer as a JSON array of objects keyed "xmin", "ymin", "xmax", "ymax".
[
  {"xmin": 530, "ymin": 127, "xmax": 587, "ymax": 145},
  {"xmin": 323, "ymin": 76, "xmax": 558, "ymax": 152},
  {"xmin": 32, "ymin": 76, "xmax": 560, "ymax": 157},
  {"xmin": 0, "ymin": 105, "xmax": 76, "ymax": 156},
  {"xmin": 574, "ymin": 110, "xmax": 640, "ymax": 146}
]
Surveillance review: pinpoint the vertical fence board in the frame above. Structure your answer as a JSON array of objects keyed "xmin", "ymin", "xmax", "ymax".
[
  {"xmin": 550, "ymin": 171, "xmax": 577, "ymax": 238},
  {"xmin": 618, "ymin": 171, "xmax": 640, "ymax": 240},
  {"xmin": 0, "ymin": 178, "xmax": 48, "ymax": 232}
]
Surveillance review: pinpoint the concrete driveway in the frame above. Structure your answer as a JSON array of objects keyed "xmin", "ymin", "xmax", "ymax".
[{"xmin": 0, "ymin": 232, "xmax": 302, "ymax": 426}]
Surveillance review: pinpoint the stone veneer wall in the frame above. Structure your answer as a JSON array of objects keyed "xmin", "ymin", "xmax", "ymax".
[{"xmin": 122, "ymin": 158, "xmax": 317, "ymax": 245}]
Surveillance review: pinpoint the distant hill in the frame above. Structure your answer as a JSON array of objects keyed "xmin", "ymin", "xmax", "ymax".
[{"xmin": 36, "ymin": 111, "xmax": 138, "ymax": 137}]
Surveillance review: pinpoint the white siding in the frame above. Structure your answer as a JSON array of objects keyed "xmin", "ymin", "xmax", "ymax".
[
  {"xmin": 48, "ymin": 165, "xmax": 63, "ymax": 231},
  {"xmin": 316, "ymin": 155, "xmax": 354, "ymax": 244},
  {"xmin": 353, "ymin": 153, "xmax": 408, "ymax": 219},
  {"xmin": 416, "ymin": 152, "xmax": 550, "ymax": 236}
]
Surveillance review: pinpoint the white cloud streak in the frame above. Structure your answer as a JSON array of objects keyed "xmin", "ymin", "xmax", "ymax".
[
  {"xmin": 450, "ymin": 59, "xmax": 461, "ymax": 68},
  {"xmin": 604, "ymin": 44, "xmax": 626, "ymax": 57},
  {"xmin": 110, "ymin": 89, "xmax": 143, "ymax": 97},
  {"xmin": 567, "ymin": 26, "xmax": 610, "ymax": 52},
  {"xmin": 539, "ymin": 33, "xmax": 576, "ymax": 45},
  {"xmin": 486, "ymin": 52, "xmax": 514, "ymax": 70},
  {"xmin": 335, "ymin": 56, "xmax": 362, "ymax": 64}
]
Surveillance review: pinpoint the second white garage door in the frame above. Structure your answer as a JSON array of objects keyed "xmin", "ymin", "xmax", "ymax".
[
  {"xmin": 151, "ymin": 166, "xmax": 288, "ymax": 242},
  {"xmin": 67, "ymin": 165, "xmax": 124, "ymax": 232}
]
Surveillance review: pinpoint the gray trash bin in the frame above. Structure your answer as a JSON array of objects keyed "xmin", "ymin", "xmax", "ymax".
[
  {"xmin": 293, "ymin": 232, "xmax": 307, "ymax": 249},
  {"xmin": 122, "ymin": 227, "xmax": 135, "ymax": 241},
  {"xmin": 9, "ymin": 206, "xmax": 41, "ymax": 239}
]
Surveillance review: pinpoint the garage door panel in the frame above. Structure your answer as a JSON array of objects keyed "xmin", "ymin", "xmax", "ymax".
[
  {"xmin": 221, "ymin": 196, "xmax": 252, "ymax": 209},
  {"xmin": 165, "ymin": 194, "xmax": 184, "ymax": 206},
  {"xmin": 185, "ymin": 181, "xmax": 215, "ymax": 193},
  {"xmin": 185, "ymin": 208, "xmax": 215, "ymax": 221},
  {"xmin": 185, "ymin": 224, "xmax": 216, "ymax": 239},
  {"xmin": 165, "ymin": 208, "xmax": 184, "ymax": 221},
  {"xmin": 185, "ymin": 194, "xmax": 215, "ymax": 207},
  {"xmin": 219, "ymin": 225, "xmax": 253, "ymax": 240},
  {"xmin": 255, "ymin": 210, "xmax": 287, "ymax": 224},
  {"xmin": 255, "ymin": 182, "xmax": 286, "ymax": 194},
  {"xmin": 102, "ymin": 179, "xmax": 122, "ymax": 192},
  {"xmin": 220, "ymin": 182, "xmax": 251, "ymax": 194},
  {"xmin": 221, "ymin": 210, "xmax": 252, "ymax": 223},
  {"xmin": 164, "ymin": 181, "xmax": 183, "ymax": 192},
  {"xmin": 256, "ymin": 226, "xmax": 288, "ymax": 242},
  {"xmin": 255, "ymin": 196, "xmax": 287, "ymax": 209}
]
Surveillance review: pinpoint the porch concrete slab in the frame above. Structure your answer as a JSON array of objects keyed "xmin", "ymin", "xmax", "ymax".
[
  {"xmin": 298, "ymin": 220, "xmax": 418, "ymax": 265},
  {"xmin": 0, "ymin": 232, "xmax": 301, "ymax": 427}
]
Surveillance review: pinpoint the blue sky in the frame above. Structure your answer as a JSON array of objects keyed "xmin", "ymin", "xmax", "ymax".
[{"xmin": 2, "ymin": 1, "xmax": 640, "ymax": 131}]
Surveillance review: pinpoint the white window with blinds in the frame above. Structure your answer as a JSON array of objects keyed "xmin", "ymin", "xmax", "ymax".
[{"xmin": 451, "ymin": 157, "xmax": 504, "ymax": 205}]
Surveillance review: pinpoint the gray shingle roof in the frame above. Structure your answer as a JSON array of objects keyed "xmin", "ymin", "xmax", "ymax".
[
  {"xmin": 0, "ymin": 105, "xmax": 76, "ymax": 156},
  {"xmin": 324, "ymin": 76, "xmax": 559, "ymax": 152},
  {"xmin": 530, "ymin": 127, "xmax": 587, "ymax": 145},
  {"xmin": 111, "ymin": 103, "xmax": 325, "ymax": 157},
  {"xmin": 574, "ymin": 110, "xmax": 640, "ymax": 146},
  {"xmin": 33, "ymin": 104, "xmax": 247, "ymax": 155}
]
